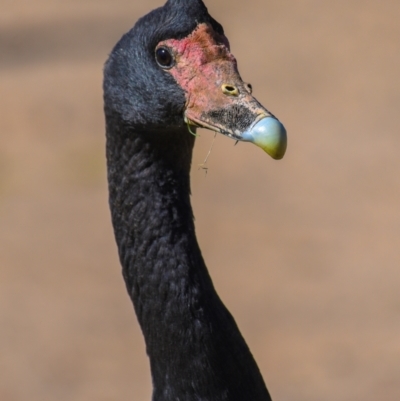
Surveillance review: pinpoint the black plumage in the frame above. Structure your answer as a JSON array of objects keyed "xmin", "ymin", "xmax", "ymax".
[{"xmin": 103, "ymin": 1, "xmax": 276, "ymax": 400}]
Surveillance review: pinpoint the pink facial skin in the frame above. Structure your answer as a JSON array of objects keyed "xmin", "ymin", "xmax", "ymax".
[{"xmin": 156, "ymin": 23, "xmax": 265, "ymax": 133}]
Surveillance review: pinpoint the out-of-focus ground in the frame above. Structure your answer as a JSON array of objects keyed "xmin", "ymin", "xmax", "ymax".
[{"xmin": 1, "ymin": 1, "xmax": 399, "ymax": 400}]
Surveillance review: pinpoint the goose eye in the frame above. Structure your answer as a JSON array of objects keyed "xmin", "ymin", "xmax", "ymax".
[{"xmin": 155, "ymin": 47, "xmax": 174, "ymax": 68}]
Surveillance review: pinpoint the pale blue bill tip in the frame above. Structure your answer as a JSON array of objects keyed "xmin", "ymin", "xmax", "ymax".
[{"xmin": 241, "ymin": 117, "xmax": 287, "ymax": 160}]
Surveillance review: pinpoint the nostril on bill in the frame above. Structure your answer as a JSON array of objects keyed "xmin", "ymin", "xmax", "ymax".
[
  {"xmin": 221, "ymin": 84, "xmax": 239, "ymax": 96},
  {"xmin": 245, "ymin": 83, "xmax": 252, "ymax": 94}
]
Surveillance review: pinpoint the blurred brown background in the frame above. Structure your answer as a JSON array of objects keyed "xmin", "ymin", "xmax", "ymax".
[{"xmin": 1, "ymin": 0, "xmax": 399, "ymax": 400}]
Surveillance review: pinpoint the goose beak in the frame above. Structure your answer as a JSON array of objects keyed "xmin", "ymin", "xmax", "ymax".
[
  {"xmin": 158, "ymin": 23, "xmax": 287, "ymax": 159},
  {"xmin": 184, "ymin": 111, "xmax": 287, "ymax": 160}
]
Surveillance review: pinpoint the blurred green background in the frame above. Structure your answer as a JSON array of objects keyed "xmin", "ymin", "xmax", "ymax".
[{"xmin": 1, "ymin": 1, "xmax": 399, "ymax": 400}]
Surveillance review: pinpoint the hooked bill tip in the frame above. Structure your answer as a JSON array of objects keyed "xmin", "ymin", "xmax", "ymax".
[{"xmin": 242, "ymin": 117, "xmax": 287, "ymax": 160}]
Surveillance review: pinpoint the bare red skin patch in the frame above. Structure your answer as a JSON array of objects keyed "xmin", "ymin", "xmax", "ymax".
[{"xmin": 157, "ymin": 23, "xmax": 268, "ymax": 134}]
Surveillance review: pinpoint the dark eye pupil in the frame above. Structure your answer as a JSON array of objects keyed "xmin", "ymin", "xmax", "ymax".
[{"xmin": 156, "ymin": 47, "xmax": 173, "ymax": 68}]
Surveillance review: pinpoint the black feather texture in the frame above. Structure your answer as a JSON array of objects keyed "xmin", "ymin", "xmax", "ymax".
[{"xmin": 103, "ymin": 1, "xmax": 272, "ymax": 400}]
